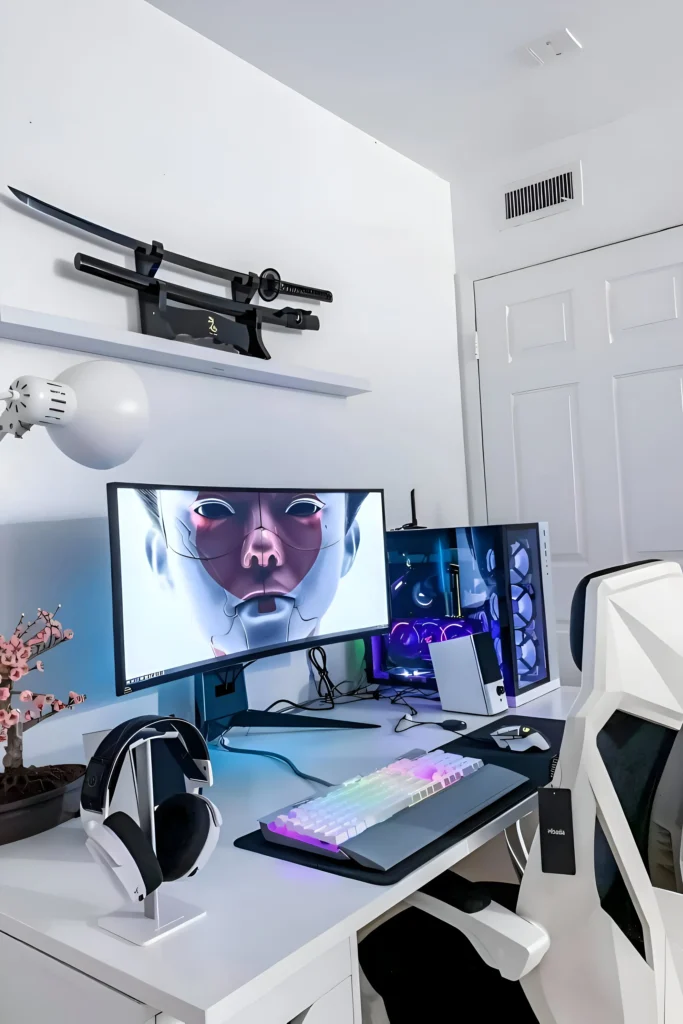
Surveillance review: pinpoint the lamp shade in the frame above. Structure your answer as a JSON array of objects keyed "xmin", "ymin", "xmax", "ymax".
[{"xmin": 46, "ymin": 360, "xmax": 148, "ymax": 469}]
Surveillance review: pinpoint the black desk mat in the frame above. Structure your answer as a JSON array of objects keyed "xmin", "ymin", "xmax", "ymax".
[
  {"xmin": 233, "ymin": 715, "xmax": 565, "ymax": 886},
  {"xmin": 447, "ymin": 715, "xmax": 566, "ymax": 789}
]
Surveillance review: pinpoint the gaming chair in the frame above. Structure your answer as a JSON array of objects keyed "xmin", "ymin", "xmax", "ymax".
[{"xmin": 361, "ymin": 561, "xmax": 683, "ymax": 1023}]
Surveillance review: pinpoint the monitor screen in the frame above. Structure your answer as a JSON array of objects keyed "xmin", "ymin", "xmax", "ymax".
[{"xmin": 108, "ymin": 484, "xmax": 390, "ymax": 694}]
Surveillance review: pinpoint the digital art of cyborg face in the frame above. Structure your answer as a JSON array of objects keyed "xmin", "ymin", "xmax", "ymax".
[{"xmin": 138, "ymin": 489, "xmax": 370, "ymax": 657}]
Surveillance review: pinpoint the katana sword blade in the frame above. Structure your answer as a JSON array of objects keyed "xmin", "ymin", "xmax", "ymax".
[{"xmin": 9, "ymin": 186, "xmax": 144, "ymax": 252}]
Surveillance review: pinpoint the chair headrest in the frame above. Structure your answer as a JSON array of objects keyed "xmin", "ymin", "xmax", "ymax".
[{"xmin": 569, "ymin": 561, "xmax": 658, "ymax": 671}]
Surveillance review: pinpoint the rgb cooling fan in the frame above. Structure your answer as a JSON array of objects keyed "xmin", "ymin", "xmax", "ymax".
[
  {"xmin": 509, "ymin": 540, "xmax": 531, "ymax": 585},
  {"xmin": 511, "ymin": 584, "xmax": 534, "ymax": 630},
  {"xmin": 509, "ymin": 540, "xmax": 544, "ymax": 682}
]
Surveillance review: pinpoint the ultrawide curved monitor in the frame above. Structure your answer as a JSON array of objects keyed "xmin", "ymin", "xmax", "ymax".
[{"xmin": 108, "ymin": 484, "xmax": 390, "ymax": 694}]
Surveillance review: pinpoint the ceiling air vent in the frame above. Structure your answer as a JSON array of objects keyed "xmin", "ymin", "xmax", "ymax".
[{"xmin": 503, "ymin": 161, "xmax": 582, "ymax": 228}]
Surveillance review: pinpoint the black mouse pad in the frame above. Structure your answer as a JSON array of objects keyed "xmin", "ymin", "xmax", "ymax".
[
  {"xmin": 233, "ymin": 715, "xmax": 564, "ymax": 885},
  {"xmin": 444, "ymin": 715, "xmax": 565, "ymax": 788}
]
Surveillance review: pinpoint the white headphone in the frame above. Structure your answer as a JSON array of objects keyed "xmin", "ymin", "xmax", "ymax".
[{"xmin": 81, "ymin": 716, "xmax": 222, "ymax": 903}]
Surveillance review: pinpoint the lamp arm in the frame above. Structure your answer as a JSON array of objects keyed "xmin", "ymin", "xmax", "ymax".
[{"xmin": 0, "ymin": 405, "xmax": 32, "ymax": 440}]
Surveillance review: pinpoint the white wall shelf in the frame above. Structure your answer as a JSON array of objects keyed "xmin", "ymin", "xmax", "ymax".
[{"xmin": 0, "ymin": 306, "xmax": 371, "ymax": 398}]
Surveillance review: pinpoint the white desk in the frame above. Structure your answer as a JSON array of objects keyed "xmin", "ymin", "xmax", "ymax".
[{"xmin": 0, "ymin": 687, "xmax": 576, "ymax": 1024}]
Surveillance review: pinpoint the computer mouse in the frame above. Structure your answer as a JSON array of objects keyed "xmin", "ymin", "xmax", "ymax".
[
  {"xmin": 490, "ymin": 724, "xmax": 550, "ymax": 752},
  {"xmin": 440, "ymin": 719, "xmax": 468, "ymax": 733}
]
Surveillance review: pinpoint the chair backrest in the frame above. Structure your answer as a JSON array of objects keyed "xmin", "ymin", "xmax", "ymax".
[{"xmin": 517, "ymin": 561, "xmax": 683, "ymax": 1023}]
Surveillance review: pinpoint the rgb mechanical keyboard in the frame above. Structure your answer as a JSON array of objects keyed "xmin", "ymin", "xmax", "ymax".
[{"xmin": 259, "ymin": 748, "xmax": 529, "ymax": 871}]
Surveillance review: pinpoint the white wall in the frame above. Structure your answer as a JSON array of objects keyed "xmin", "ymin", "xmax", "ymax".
[
  {"xmin": 453, "ymin": 94, "xmax": 683, "ymax": 521},
  {"xmin": 0, "ymin": 0, "xmax": 466, "ymax": 716}
]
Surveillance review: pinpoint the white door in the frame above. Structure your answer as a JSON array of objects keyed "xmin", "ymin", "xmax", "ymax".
[{"xmin": 475, "ymin": 227, "xmax": 683, "ymax": 683}]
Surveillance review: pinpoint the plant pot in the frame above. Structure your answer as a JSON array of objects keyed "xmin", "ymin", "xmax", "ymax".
[{"xmin": 0, "ymin": 767, "xmax": 85, "ymax": 845}]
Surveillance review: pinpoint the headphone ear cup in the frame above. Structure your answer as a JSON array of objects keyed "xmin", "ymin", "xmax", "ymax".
[
  {"xmin": 155, "ymin": 793, "xmax": 212, "ymax": 882},
  {"xmin": 103, "ymin": 812, "xmax": 163, "ymax": 897}
]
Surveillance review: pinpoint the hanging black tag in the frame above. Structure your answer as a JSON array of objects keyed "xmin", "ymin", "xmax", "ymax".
[{"xmin": 538, "ymin": 787, "xmax": 576, "ymax": 875}]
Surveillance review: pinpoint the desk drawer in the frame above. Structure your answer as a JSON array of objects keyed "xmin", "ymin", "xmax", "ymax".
[
  {"xmin": 226, "ymin": 939, "xmax": 352, "ymax": 1024},
  {"xmin": 289, "ymin": 977, "xmax": 354, "ymax": 1024},
  {"xmin": 0, "ymin": 930, "xmax": 156, "ymax": 1024}
]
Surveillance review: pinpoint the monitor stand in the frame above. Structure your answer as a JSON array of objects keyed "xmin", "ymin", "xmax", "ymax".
[{"xmin": 195, "ymin": 666, "xmax": 378, "ymax": 741}]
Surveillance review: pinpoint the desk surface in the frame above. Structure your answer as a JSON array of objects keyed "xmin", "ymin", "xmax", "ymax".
[{"xmin": 0, "ymin": 687, "xmax": 577, "ymax": 1024}]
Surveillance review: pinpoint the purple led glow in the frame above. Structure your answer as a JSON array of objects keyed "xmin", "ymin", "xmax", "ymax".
[
  {"xmin": 442, "ymin": 620, "xmax": 475, "ymax": 641},
  {"xmin": 390, "ymin": 620, "xmax": 418, "ymax": 638},
  {"xmin": 267, "ymin": 820, "xmax": 341, "ymax": 852}
]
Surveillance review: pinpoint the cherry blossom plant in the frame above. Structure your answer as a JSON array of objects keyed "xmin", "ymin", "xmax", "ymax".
[{"xmin": 0, "ymin": 607, "xmax": 86, "ymax": 773}]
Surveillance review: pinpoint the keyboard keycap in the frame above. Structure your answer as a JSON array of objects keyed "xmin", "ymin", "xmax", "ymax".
[{"xmin": 268, "ymin": 749, "xmax": 485, "ymax": 847}]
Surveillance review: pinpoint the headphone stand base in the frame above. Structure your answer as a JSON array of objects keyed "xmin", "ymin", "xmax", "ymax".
[{"xmin": 97, "ymin": 893, "xmax": 206, "ymax": 946}]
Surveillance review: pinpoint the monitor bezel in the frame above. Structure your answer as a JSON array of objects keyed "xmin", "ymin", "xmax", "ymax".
[{"xmin": 107, "ymin": 482, "xmax": 390, "ymax": 695}]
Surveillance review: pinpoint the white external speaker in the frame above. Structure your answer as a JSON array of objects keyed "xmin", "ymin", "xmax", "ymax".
[{"xmin": 429, "ymin": 632, "xmax": 509, "ymax": 716}]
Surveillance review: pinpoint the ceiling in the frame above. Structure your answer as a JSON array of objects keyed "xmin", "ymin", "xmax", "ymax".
[{"xmin": 149, "ymin": 0, "xmax": 683, "ymax": 176}]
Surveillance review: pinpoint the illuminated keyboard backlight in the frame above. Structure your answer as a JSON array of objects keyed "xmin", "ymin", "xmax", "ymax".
[{"xmin": 268, "ymin": 820, "xmax": 341, "ymax": 853}]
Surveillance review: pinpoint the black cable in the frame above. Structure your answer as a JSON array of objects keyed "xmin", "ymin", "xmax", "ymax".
[
  {"xmin": 261, "ymin": 691, "xmax": 379, "ymax": 716},
  {"xmin": 394, "ymin": 713, "xmax": 465, "ymax": 737},
  {"xmin": 308, "ymin": 646, "xmax": 336, "ymax": 705},
  {"xmin": 218, "ymin": 736, "xmax": 333, "ymax": 787},
  {"xmin": 305, "ymin": 647, "xmax": 377, "ymax": 709},
  {"xmin": 205, "ymin": 652, "xmax": 374, "ymax": 740}
]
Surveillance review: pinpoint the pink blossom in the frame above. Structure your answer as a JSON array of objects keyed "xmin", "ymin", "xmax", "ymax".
[
  {"xmin": 1, "ymin": 645, "xmax": 30, "ymax": 669},
  {"xmin": 9, "ymin": 666, "xmax": 27, "ymax": 682},
  {"xmin": 33, "ymin": 697, "xmax": 45, "ymax": 711},
  {"xmin": 0, "ymin": 687, "xmax": 9, "ymax": 701},
  {"xmin": 68, "ymin": 691, "xmax": 86, "ymax": 704},
  {"xmin": 0, "ymin": 731, "xmax": 7, "ymax": 743},
  {"xmin": 0, "ymin": 710, "xmax": 9, "ymax": 725},
  {"xmin": 6, "ymin": 635, "xmax": 30, "ymax": 659},
  {"xmin": 23, "ymin": 711, "xmax": 32, "ymax": 722},
  {"xmin": 63, "ymin": 629, "xmax": 74, "ymax": 640},
  {"xmin": 5, "ymin": 710, "xmax": 20, "ymax": 726},
  {"xmin": 33, "ymin": 661, "xmax": 44, "ymax": 672},
  {"xmin": 44, "ymin": 694, "xmax": 55, "ymax": 704},
  {"xmin": 19, "ymin": 690, "xmax": 33, "ymax": 703}
]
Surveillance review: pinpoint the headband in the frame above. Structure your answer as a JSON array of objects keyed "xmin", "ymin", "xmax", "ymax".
[{"xmin": 81, "ymin": 715, "xmax": 210, "ymax": 814}]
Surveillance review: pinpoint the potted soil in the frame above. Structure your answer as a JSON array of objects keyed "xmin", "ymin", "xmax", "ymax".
[{"xmin": 0, "ymin": 607, "xmax": 86, "ymax": 845}]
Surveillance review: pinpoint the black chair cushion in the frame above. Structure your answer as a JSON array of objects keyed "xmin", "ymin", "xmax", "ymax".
[{"xmin": 359, "ymin": 881, "xmax": 536, "ymax": 1023}]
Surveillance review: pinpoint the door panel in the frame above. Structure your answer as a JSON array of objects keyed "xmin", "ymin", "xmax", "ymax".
[
  {"xmin": 608, "ymin": 264, "xmax": 680, "ymax": 333},
  {"xmin": 476, "ymin": 226, "xmax": 683, "ymax": 683},
  {"xmin": 507, "ymin": 291, "xmax": 574, "ymax": 355},
  {"xmin": 512, "ymin": 384, "xmax": 586, "ymax": 560},
  {"xmin": 614, "ymin": 366, "xmax": 683, "ymax": 558}
]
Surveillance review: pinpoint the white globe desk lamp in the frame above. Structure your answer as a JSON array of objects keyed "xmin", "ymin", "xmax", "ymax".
[{"xmin": 0, "ymin": 359, "xmax": 148, "ymax": 468}]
